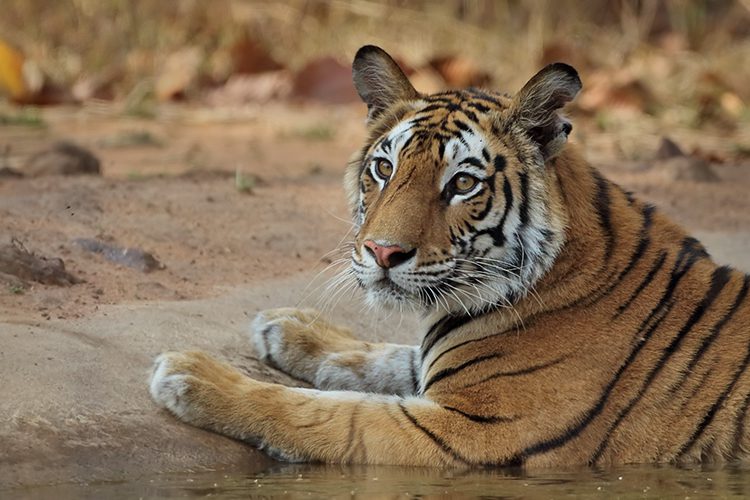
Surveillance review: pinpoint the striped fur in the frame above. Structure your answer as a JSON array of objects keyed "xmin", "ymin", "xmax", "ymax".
[{"xmin": 150, "ymin": 46, "xmax": 750, "ymax": 467}]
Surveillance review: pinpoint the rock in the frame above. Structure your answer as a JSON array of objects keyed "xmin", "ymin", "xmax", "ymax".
[
  {"xmin": 0, "ymin": 166, "xmax": 23, "ymax": 178},
  {"xmin": 24, "ymin": 142, "xmax": 101, "ymax": 176},
  {"xmin": 0, "ymin": 238, "xmax": 80, "ymax": 286},
  {"xmin": 659, "ymin": 156, "xmax": 720, "ymax": 183},
  {"xmin": 291, "ymin": 57, "xmax": 359, "ymax": 104},
  {"xmin": 655, "ymin": 136, "xmax": 684, "ymax": 160},
  {"xmin": 74, "ymin": 238, "xmax": 165, "ymax": 273},
  {"xmin": 653, "ymin": 137, "xmax": 720, "ymax": 182}
]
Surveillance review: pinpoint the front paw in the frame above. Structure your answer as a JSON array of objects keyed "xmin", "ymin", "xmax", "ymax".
[
  {"xmin": 149, "ymin": 351, "xmax": 243, "ymax": 426},
  {"xmin": 250, "ymin": 307, "xmax": 318, "ymax": 364},
  {"xmin": 249, "ymin": 308, "xmax": 355, "ymax": 381}
]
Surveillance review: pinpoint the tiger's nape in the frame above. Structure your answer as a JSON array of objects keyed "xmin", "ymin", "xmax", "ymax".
[{"xmin": 149, "ymin": 45, "xmax": 750, "ymax": 467}]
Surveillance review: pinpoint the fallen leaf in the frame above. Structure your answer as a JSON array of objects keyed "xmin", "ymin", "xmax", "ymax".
[{"xmin": 0, "ymin": 39, "xmax": 27, "ymax": 100}]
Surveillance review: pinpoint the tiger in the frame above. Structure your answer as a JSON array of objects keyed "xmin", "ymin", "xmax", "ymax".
[{"xmin": 149, "ymin": 45, "xmax": 750, "ymax": 467}]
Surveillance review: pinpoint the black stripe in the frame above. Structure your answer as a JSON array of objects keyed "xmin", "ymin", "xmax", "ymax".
[
  {"xmin": 591, "ymin": 265, "xmax": 732, "ymax": 463},
  {"xmin": 443, "ymin": 405, "xmax": 518, "ymax": 424},
  {"xmin": 592, "ymin": 170, "xmax": 614, "ymax": 263},
  {"xmin": 399, "ymin": 403, "xmax": 468, "ymax": 464},
  {"xmin": 462, "ymin": 108, "xmax": 479, "ymax": 123},
  {"xmin": 461, "ymin": 357, "xmax": 566, "ymax": 389},
  {"xmin": 482, "ymin": 147, "xmax": 490, "ymax": 162},
  {"xmin": 425, "ymin": 331, "xmax": 510, "ymax": 374},
  {"xmin": 679, "ymin": 366, "xmax": 714, "ymax": 411},
  {"xmin": 518, "ymin": 171, "xmax": 530, "ymax": 227},
  {"xmin": 493, "ymin": 154, "xmax": 506, "ymax": 172},
  {"xmin": 400, "ymin": 130, "xmax": 418, "ymax": 154},
  {"xmin": 732, "ymin": 386, "xmax": 750, "ymax": 456},
  {"xmin": 601, "ymin": 204, "xmax": 654, "ymax": 292},
  {"xmin": 453, "ymin": 120, "xmax": 472, "ymax": 132},
  {"xmin": 465, "ymin": 100, "xmax": 492, "ymax": 113},
  {"xmin": 615, "ymin": 250, "xmax": 668, "ymax": 318},
  {"xmin": 464, "ymin": 88, "xmax": 504, "ymax": 107},
  {"xmin": 471, "ymin": 192, "xmax": 494, "ymax": 221},
  {"xmin": 677, "ymin": 281, "xmax": 750, "ymax": 458},
  {"xmin": 574, "ymin": 203, "xmax": 656, "ymax": 310},
  {"xmin": 409, "ymin": 348, "xmax": 420, "ymax": 394},
  {"xmin": 420, "ymin": 313, "xmax": 475, "ymax": 361},
  {"xmin": 423, "ymin": 352, "xmax": 503, "ymax": 392},
  {"xmin": 483, "ymin": 175, "xmax": 513, "ymax": 246},
  {"xmin": 672, "ymin": 274, "xmax": 750, "ymax": 394},
  {"xmin": 461, "ymin": 156, "xmax": 484, "ymax": 169},
  {"xmin": 419, "ymin": 103, "xmax": 448, "ymax": 114},
  {"xmin": 514, "ymin": 238, "xmax": 704, "ymax": 462}
]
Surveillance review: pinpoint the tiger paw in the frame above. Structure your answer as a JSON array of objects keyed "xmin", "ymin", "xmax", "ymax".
[
  {"xmin": 149, "ymin": 350, "xmax": 246, "ymax": 426},
  {"xmin": 250, "ymin": 307, "xmax": 359, "ymax": 383}
]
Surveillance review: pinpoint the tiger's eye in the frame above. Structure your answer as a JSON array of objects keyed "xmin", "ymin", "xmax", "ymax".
[
  {"xmin": 453, "ymin": 174, "xmax": 478, "ymax": 194},
  {"xmin": 375, "ymin": 159, "xmax": 393, "ymax": 180}
]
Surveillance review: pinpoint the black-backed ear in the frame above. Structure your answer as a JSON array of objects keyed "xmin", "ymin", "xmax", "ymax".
[
  {"xmin": 352, "ymin": 45, "xmax": 419, "ymax": 123},
  {"xmin": 511, "ymin": 63, "xmax": 582, "ymax": 159}
]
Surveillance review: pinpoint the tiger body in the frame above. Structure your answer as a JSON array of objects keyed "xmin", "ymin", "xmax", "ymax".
[{"xmin": 149, "ymin": 46, "xmax": 750, "ymax": 467}]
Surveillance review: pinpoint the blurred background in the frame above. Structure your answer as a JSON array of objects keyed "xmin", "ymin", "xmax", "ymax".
[{"xmin": 2, "ymin": 0, "xmax": 749, "ymax": 134}]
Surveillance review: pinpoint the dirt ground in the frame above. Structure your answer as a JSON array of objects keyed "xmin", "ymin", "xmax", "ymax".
[
  {"xmin": 1, "ymin": 102, "xmax": 749, "ymax": 488},
  {"xmin": 1, "ymin": 104, "xmax": 749, "ymax": 319}
]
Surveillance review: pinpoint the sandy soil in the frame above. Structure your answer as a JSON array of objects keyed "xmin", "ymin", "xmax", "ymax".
[{"xmin": 1, "ymin": 103, "xmax": 749, "ymax": 488}]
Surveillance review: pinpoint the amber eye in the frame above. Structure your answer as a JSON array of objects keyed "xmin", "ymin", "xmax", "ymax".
[
  {"xmin": 451, "ymin": 174, "xmax": 479, "ymax": 194},
  {"xmin": 374, "ymin": 159, "xmax": 393, "ymax": 181}
]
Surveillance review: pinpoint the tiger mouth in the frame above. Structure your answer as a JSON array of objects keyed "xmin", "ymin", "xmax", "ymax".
[{"xmin": 373, "ymin": 277, "xmax": 408, "ymax": 294}]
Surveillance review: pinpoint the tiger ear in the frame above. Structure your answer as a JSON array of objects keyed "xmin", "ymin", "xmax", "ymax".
[
  {"xmin": 511, "ymin": 63, "xmax": 582, "ymax": 159},
  {"xmin": 352, "ymin": 45, "xmax": 419, "ymax": 123}
]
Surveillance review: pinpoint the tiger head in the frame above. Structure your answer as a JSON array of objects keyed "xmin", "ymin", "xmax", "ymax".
[{"xmin": 346, "ymin": 45, "xmax": 582, "ymax": 313}]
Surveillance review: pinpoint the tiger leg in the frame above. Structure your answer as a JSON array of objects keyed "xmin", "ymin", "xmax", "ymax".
[
  {"xmin": 251, "ymin": 308, "xmax": 420, "ymax": 396},
  {"xmin": 149, "ymin": 351, "xmax": 506, "ymax": 465}
]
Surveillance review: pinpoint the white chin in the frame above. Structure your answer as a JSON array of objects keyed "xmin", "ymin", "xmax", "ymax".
[{"xmin": 364, "ymin": 284, "xmax": 417, "ymax": 310}]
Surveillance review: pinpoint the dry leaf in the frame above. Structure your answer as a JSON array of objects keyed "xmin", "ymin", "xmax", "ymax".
[{"xmin": 0, "ymin": 39, "xmax": 27, "ymax": 100}]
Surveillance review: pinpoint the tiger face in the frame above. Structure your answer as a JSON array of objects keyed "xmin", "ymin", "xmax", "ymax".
[{"xmin": 346, "ymin": 46, "xmax": 582, "ymax": 313}]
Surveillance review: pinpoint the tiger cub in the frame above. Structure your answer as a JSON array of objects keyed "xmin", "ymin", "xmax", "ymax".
[{"xmin": 150, "ymin": 45, "xmax": 750, "ymax": 467}]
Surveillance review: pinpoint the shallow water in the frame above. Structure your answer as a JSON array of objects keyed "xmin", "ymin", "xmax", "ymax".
[{"xmin": 8, "ymin": 462, "xmax": 750, "ymax": 499}]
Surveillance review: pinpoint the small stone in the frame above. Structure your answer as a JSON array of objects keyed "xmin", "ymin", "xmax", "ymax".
[
  {"xmin": 0, "ymin": 238, "xmax": 80, "ymax": 286},
  {"xmin": 655, "ymin": 136, "xmax": 684, "ymax": 160},
  {"xmin": 74, "ymin": 238, "xmax": 164, "ymax": 273},
  {"xmin": 24, "ymin": 141, "xmax": 101, "ymax": 176},
  {"xmin": 659, "ymin": 156, "xmax": 719, "ymax": 182},
  {"xmin": 0, "ymin": 166, "xmax": 23, "ymax": 178}
]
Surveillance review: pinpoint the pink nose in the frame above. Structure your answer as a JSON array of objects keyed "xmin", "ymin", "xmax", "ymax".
[{"xmin": 363, "ymin": 240, "xmax": 414, "ymax": 269}]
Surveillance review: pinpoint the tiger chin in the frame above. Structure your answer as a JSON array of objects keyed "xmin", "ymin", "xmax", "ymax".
[{"xmin": 150, "ymin": 45, "xmax": 750, "ymax": 467}]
